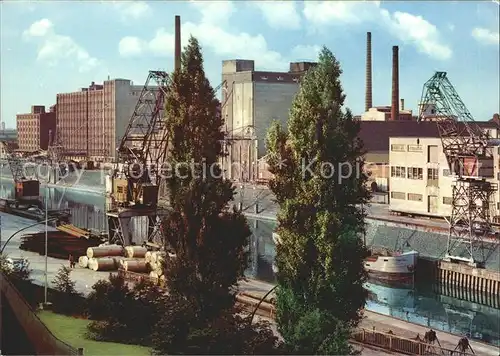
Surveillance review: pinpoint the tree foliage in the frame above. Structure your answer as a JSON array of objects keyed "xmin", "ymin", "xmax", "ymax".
[
  {"xmin": 0, "ymin": 255, "xmax": 31, "ymax": 283},
  {"xmin": 266, "ymin": 46, "xmax": 370, "ymax": 354},
  {"xmin": 86, "ymin": 274, "xmax": 164, "ymax": 346},
  {"xmin": 153, "ymin": 36, "xmax": 280, "ymax": 354},
  {"xmin": 53, "ymin": 265, "xmax": 77, "ymax": 294},
  {"xmin": 52, "ymin": 265, "xmax": 82, "ymax": 315}
]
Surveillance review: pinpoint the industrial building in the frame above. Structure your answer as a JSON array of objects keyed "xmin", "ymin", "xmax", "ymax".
[
  {"xmin": 16, "ymin": 105, "xmax": 56, "ymax": 152},
  {"xmin": 221, "ymin": 59, "xmax": 316, "ymax": 181},
  {"xmin": 388, "ymin": 132, "xmax": 500, "ymax": 221},
  {"xmin": 56, "ymin": 79, "xmax": 154, "ymax": 162}
]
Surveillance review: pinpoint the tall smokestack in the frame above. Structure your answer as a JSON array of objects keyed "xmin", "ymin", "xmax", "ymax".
[
  {"xmin": 391, "ymin": 46, "xmax": 399, "ymax": 121},
  {"xmin": 365, "ymin": 32, "xmax": 373, "ymax": 112},
  {"xmin": 175, "ymin": 15, "xmax": 181, "ymax": 72}
]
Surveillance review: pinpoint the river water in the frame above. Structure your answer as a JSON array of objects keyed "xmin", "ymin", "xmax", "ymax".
[{"xmin": 0, "ymin": 178, "xmax": 498, "ymax": 347}]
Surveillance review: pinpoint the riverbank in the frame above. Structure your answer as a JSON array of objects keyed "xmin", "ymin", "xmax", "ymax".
[
  {"xmin": 2, "ymin": 210, "xmax": 500, "ymax": 349},
  {"xmin": 241, "ymin": 280, "xmax": 499, "ymax": 356}
]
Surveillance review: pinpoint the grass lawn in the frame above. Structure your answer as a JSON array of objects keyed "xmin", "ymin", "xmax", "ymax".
[{"xmin": 37, "ymin": 310, "xmax": 151, "ymax": 356}]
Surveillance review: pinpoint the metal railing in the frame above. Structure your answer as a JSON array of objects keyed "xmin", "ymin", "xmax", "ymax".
[
  {"xmin": 0, "ymin": 273, "xmax": 83, "ymax": 355},
  {"xmin": 352, "ymin": 328, "xmax": 474, "ymax": 355}
]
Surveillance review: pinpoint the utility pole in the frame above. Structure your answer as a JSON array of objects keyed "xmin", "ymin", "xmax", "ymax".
[
  {"xmin": 44, "ymin": 185, "xmax": 48, "ymax": 305},
  {"xmin": 0, "ymin": 214, "xmax": 3, "ymax": 356}
]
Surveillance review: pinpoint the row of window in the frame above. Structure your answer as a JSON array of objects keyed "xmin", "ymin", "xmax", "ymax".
[
  {"xmin": 391, "ymin": 144, "xmax": 423, "ymax": 152},
  {"xmin": 391, "ymin": 192, "xmax": 452, "ymax": 205},
  {"xmin": 391, "ymin": 167, "xmax": 443, "ymax": 180}
]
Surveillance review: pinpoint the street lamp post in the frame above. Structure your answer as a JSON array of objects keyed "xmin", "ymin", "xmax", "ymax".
[{"xmin": 44, "ymin": 184, "xmax": 48, "ymax": 305}]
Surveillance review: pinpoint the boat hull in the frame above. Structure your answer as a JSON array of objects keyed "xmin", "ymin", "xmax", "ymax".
[{"xmin": 364, "ymin": 251, "xmax": 418, "ymax": 283}]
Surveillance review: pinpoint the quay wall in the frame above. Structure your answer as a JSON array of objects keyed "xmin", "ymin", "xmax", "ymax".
[{"xmin": 248, "ymin": 216, "xmax": 500, "ymax": 274}]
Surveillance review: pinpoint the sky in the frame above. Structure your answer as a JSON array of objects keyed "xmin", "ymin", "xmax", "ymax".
[{"xmin": 1, "ymin": 0, "xmax": 499, "ymax": 129}]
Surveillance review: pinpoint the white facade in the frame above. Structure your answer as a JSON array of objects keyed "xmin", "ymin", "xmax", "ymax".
[
  {"xmin": 361, "ymin": 108, "xmax": 389, "ymax": 121},
  {"xmin": 389, "ymin": 136, "xmax": 500, "ymax": 221},
  {"xmin": 221, "ymin": 59, "xmax": 306, "ymax": 181},
  {"xmin": 361, "ymin": 107, "xmax": 413, "ymax": 121}
]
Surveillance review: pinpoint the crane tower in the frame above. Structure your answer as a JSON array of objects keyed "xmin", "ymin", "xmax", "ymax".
[
  {"xmin": 419, "ymin": 72, "xmax": 498, "ymax": 267},
  {"xmin": 107, "ymin": 71, "xmax": 171, "ymax": 246}
]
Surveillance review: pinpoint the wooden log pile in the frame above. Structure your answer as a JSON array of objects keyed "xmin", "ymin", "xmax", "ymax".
[
  {"xmin": 79, "ymin": 245, "xmax": 175, "ymax": 277},
  {"xmin": 19, "ymin": 231, "xmax": 101, "ymax": 259}
]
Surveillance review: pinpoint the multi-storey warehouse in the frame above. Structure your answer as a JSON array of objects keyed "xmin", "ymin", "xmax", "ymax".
[
  {"xmin": 16, "ymin": 105, "xmax": 56, "ymax": 152},
  {"xmin": 56, "ymin": 79, "xmax": 157, "ymax": 162}
]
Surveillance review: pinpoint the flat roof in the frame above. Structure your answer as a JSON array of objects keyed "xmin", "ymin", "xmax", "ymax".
[{"xmin": 359, "ymin": 121, "xmax": 498, "ymax": 152}]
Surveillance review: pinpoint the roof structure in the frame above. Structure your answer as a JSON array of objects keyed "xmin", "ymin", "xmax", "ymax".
[{"xmin": 359, "ymin": 120, "xmax": 498, "ymax": 152}]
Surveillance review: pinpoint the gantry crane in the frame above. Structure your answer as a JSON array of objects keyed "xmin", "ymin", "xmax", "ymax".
[
  {"xmin": 419, "ymin": 71, "xmax": 498, "ymax": 267},
  {"xmin": 107, "ymin": 71, "xmax": 172, "ymax": 246},
  {"xmin": 0, "ymin": 141, "xmax": 43, "ymax": 208},
  {"xmin": 106, "ymin": 72, "xmax": 235, "ymax": 246}
]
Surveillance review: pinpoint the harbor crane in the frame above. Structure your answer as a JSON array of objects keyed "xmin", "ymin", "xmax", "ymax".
[
  {"xmin": 0, "ymin": 141, "xmax": 44, "ymax": 208},
  {"xmin": 107, "ymin": 70, "xmax": 172, "ymax": 246},
  {"xmin": 106, "ymin": 71, "xmax": 233, "ymax": 246},
  {"xmin": 418, "ymin": 71, "xmax": 498, "ymax": 267}
]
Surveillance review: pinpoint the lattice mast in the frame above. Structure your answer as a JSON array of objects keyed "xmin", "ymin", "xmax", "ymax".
[
  {"xmin": 418, "ymin": 71, "xmax": 497, "ymax": 266},
  {"xmin": 115, "ymin": 70, "xmax": 171, "ymax": 205},
  {"xmin": 1, "ymin": 141, "xmax": 25, "ymax": 184}
]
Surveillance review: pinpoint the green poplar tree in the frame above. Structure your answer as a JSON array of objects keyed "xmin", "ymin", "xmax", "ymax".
[
  {"xmin": 266, "ymin": 46, "xmax": 370, "ymax": 354},
  {"xmin": 152, "ymin": 36, "xmax": 279, "ymax": 355}
]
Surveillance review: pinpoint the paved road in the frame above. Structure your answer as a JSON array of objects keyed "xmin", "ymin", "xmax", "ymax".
[{"xmin": 232, "ymin": 183, "xmax": 452, "ymax": 228}]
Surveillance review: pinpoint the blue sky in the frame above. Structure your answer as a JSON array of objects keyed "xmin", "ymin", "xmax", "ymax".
[{"xmin": 1, "ymin": 1, "xmax": 499, "ymax": 128}]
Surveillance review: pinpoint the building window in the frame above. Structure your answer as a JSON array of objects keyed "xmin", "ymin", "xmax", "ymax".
[
  {"xmin": 391, "ymin": 191, "xmax": 406, "ymax": 200},
  {"xmin": 407, "ymin": 167, "xmax": 423, "ymax": 180},
  {"xmin": 443, "ymin": 169, "xmax": 450, "ymax": 177},
  {"xmin": 408, "ymin": 193, "xmax": 423, "ymax": 202},
  {"xmin": 391, "ymin": 144, "xmax": 406, "ymax": 152},
  {"xmin": 391, "ymin": 166, "xmax": 406, "ymax": 178},
  {"xmin": 427, "ymin": 168, "xmax": 439, "ymax": 180},
  {"xmin": 408, "ymin": 144, "xmax": 423, "ymax": 152},
  {"xmin": 443, "ymin": 197, "xmax": 453, "ymax": 205}
]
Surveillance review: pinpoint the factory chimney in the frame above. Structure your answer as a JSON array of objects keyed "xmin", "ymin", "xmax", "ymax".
[
  {"xmin": 175, "ymin": 15, "xmax": 181, "ymax": 72},
  {"xmin": 365, "ymin": 32, "xmax": 373, "ymax": 112},
  {"xmin": 391, "ymin": 46, "xmax": 399, "ymax": 121}
]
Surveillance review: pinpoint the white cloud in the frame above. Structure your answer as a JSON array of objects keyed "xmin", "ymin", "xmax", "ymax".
[
  {"xmin": 118, "ymin": 36, "xmax": 144, "ymax": 56},
  {"xmin": 386, "ymin": 11, "xmax": 452, "ymax": 61},
  {"xmin": 252, "ymin": 1, "xmax": 301, "ymax": 30},
  {"xmin": 290, "ymin": 45, "xmax": 321, "ymax": 61},
  {"xmin": 303, "ymin": 1, "xmax": 452, "ymax": 61},
  {"xmin": 189, "ymin": 0, "xmax": 236, "ymax": 25},
  {"xmin": 23, "ymin": 19, "xmax": 99, "ymax": 72},
  {"xmin": 471, "ymin": 27, "xmax": 500, "ymax": 46},
  {"xmin": 113, "ymin": 1, "xmax": 150, "ymax": 21},
  {"xmin": 23, "ymin": 19, "xmax": 53, "ymax": 37},
  {"xmin": 148, "ymin": 29, "xmax": 175, "ymax": 57},
  {"xmin": 117, "ymin": 1, "xmax": 303, "ymax": 71}
]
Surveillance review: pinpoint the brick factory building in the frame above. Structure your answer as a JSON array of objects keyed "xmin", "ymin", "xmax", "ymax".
[
  {"xmin": 56, "ymin": 79, "xmax": 155, "ymax": 162},
  {"xmin": 221, "ymin": 59, "xmax": 316, "ymax": 181},
  {"xmin": 16, "ymin": 105, "xmax": 56, "ymax": 152}
]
